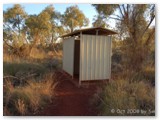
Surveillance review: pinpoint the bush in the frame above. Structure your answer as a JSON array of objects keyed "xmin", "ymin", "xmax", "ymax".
[
  {"xmin": 3, "ymin": 62, "xmax": 47, "ymax": 76},
  {"xmin": 111, "ymin": 63, "xmax": 123, "ymax": 74},
  {"xmin": 3, "ymin": 73, "xmax": 57, "ymax": 115},
  {"xmin": 29, "ymin": 47, "xmax": 46, "ymax": 59},
  {"xmin": 4, "ymin": 88, "xmax": 30, "ymax": 115},
  {"xmin": 112, "ymin": 50, "xmax": 122, "ymax": 64},
  {"xmin": 3, "ymin": 46, "xmax": 60, "ymax": 115},
  {"xmin": 142, "ymin": 66, "xmax": 155, "ymax": 86},
  {"xmin": 93, "ymin": 78, "xmax": 155, "ymax": 116},
  {"xmin": 3, "ymin": 51, "xmax": 59, "ymax": 77}
]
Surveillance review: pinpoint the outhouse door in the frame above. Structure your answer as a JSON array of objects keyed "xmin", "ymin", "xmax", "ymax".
[{"xmin": 73, "ymin": 40, "xmax": 80, "ymax": 79}]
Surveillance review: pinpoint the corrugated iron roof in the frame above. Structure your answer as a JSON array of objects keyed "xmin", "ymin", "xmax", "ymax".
[{"xmin": 61, "ymin": 27, "xmax": 117, "ymax": 38}]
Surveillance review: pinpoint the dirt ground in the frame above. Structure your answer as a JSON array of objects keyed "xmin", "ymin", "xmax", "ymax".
[{"xmin": 38, "ymin": 73, "xmax": 99, "ymax": 116}]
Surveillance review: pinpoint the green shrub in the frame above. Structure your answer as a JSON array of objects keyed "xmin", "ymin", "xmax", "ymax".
[{"xmin": 3, "ymin": 62, "xmax": 47, "ymax": 76}]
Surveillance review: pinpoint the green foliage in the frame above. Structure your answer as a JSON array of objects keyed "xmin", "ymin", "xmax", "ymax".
[
  {"xmin": 3, "ymin": 62, "xmax": 46, "ymax": 76},
  {"xmin": 3, "ymin": 4, "xmax": 27, "ymax": 26},
  {"xmin": 25, "ymin": 5, "xmax": 65, "ymax": 47},
  {"xmin": 61, "ymin": 5, "xmax": 89, "ymax": 32},
  {"xmin": 3, "ymin": 4, "xmax": 27, "ymax": 39},
  {"xmin": 25, "ymin": 12, "xmax": 52, "ymax": 44},
  {"xmin": 4, "ymin": 4, "xmax": 65, "ymax": 57},
  {"xmin": 92, "ymin": 15, "xmax": 109, "ymax": 28},
  {"xmin": 42, "ymin": 5, "xmax": 65, "ymax": 39},
  {"xmin": 92, "ymin": 4, "xmax": 118, "ymax": 17},
  {"xmin": 3, "ymin": 4, "xmax": 28, "ymax": 53}
]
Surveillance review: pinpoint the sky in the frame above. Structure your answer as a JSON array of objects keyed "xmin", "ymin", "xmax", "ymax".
[{"xmin": 3, "ymin": 3, "xmax": 101, "ymax": 27}]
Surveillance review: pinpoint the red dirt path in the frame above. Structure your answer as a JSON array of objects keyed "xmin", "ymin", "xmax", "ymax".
[{"xmin": 38, "ymin": 72, "xmax": 99, "ymax": 116}]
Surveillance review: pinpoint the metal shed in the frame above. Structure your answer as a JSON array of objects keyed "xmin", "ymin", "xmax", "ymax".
[{"xmin": 61, "ymin": 27, "xmax": 117, "ymax": 85}]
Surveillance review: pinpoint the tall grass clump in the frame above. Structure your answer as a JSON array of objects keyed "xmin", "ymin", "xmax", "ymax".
[
  {"xmin": 92, "ymin": 76, "xmax": 155, "ymax": 116},
  {"xmin": 142, "ymin": 66, "xmax": 155, "ymax": 86},
  {"xmin": 3, "ymin": 73, "xmax": 57, "ymax": 115},
  {"xmin": 15, "ymin": 99, "xmax": 27, "ymax": 115}
]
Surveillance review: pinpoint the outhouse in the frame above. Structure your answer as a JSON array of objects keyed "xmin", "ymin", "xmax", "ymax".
[{"xmin": 61, "ymin": 27, "xmax": 117, "ymax": 85}]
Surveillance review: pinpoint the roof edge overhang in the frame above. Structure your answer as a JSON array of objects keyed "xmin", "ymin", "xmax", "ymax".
[{"xmin": 61, "ymin": 27, "xmax": 117, "ymax": 38}]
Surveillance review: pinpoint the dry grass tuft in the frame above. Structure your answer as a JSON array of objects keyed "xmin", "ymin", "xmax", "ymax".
[
  {"xmin": 92, "ymin": 75, "xmax": 155, "ymax": 116},
  {"xmin": 3, "ymin": 46, "xmax": 61, "ymax": 116},
  {"xmin": 3, "ymin": 73, "xmax": 57, "ymax": 115},
  {"xmin": 15, "ymin": 99, "xmax": 27, "ymax": 115}
]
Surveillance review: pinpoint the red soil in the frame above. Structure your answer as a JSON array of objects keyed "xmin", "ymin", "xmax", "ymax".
[{"xmin": 38, "ymin": 72, "xmax": 99, "ymax": 116}]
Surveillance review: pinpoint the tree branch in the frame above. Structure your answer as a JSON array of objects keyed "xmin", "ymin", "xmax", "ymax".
[
  {"xmin": 3, "ymin": 39, "xmax": 14, "ymax": 49},
  {"xmin": 141, "ymin": 14, "xmax": 155, "ymax": 38},
  {"xmin": 127, "ymin": 4, "xmax": 129, "ymax": 14},
  {"xmin": 122, "ymin": 4, "xmax": 127, "ymax": 15},
  {"xmin": 108, "ymin": 16, "xmax": 122, "ymax": 21},
  {"xmin": 111, "ymin": 14, "xmax": 122, "ymax": 19},
  {"xmin": 3, "ymin": 23, "xmax": 17, "ymax": 35},
  {"xmin": 3, "ymin": 75, "xmax": 19, "ymax": 80},
  {"xmin": 118, "ymin": 5, "xmax": 124, "ymax": 18}
]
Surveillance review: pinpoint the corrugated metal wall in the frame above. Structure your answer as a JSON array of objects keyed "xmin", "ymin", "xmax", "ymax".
[
  {"xmin": 63, "ymin": 37, "xmax": 75, "ymax": 76},
  {"xmin": 80, "ymin": 35, "xmax": 112, "ymax": 81}
]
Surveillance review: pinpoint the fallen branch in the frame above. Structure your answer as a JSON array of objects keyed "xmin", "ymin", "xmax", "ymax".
[
  {"xmin": 95, "ymin": 94, "xmax": 108, "ymax": 107},
  {"xmin": 21, "ymin": 73, "xmax": 38, "ymax": 80},
  {"xmin": 3, "ymin": 76, "xmax": 20, "ymax": 80}
]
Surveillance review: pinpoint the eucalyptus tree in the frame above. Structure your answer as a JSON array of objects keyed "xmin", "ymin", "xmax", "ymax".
[
  {"xmin": 25, "ymin": 12, "xmax": 52, "ymax": 46},
  {"xmin": 93, "ymin": 4, "xmax": 155, "ymax": 70},
  {"xmin": 61, "ymin": 5, "xmax": 89, "ymax": 32},
  {"xmin": 92, "ymin": 15, "xmax": 109, "ymax": 28},
  {"xmin": 3, "ymin": 4, "xmax": 28, "ymax": 54},
  {"xmin": 26, "ymin": 5, "xmax": 65, "ymax": 46},
  {"xmin": 41, "ymin": 5, "xmax": 65, "ymax": 44}
]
